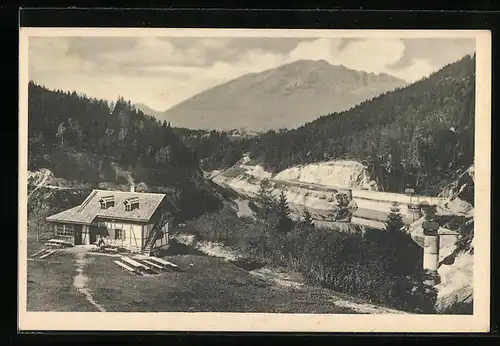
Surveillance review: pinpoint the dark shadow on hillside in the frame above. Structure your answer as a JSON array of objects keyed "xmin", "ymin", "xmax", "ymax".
[
  {"xmin": 228, "ymin": 258, "xmax": 266, "ymax": 271},
  {"xmin": 161, "ymin": 239, "xmax": 207, "ymax": 257}
]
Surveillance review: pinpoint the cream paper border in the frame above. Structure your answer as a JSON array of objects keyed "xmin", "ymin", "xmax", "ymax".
[{"xmin": 18, "ymin": 28, "xmax": 491, "ymax": 332}]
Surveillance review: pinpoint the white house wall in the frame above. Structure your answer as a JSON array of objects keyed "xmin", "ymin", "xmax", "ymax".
[
  {"xmin": 82, "ymin": 225, "xmax": 90, "ymax": 245},
  {"xmin": 99, "ymin": 221, "xmax": 143, "ymax": 252}
]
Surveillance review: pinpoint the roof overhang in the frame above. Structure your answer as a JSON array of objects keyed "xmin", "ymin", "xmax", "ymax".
[
  {"xmin": 45, "ymin": 219, "xmax": 92, "ymax": 225},
  {"xmin": 95, "ymin": 215, "xmax": 152, "ymax": 224}
]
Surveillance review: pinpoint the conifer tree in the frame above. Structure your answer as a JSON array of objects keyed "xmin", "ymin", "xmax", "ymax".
[
  {"xmin": 384, "ymin": 202, "xmax": 405, "ymax": 234},
  {"xmin": 301, "ymin": 209, "xmax": 314, "ymax": 227},
  {"xmin": 257, "ymin": 179, "xmax": 274, "ymax": 218},
  {"xmin": 276, "ymin": 190, "xmax": 293, "ymax": 233},
  {"xmin": 383, "ymin": 202, "xmax": 418, "ymax": 279}
]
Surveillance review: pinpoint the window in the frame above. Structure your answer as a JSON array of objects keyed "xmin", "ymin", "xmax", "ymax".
[
  {"xmin": 55, "ymin": 224, "xmax": 74, "ymax": 237},
  {"xmin": 99, "ymin": 196, "xmax": 115, "ymax": 209},
  {"xmin": 115, "ymin": 229, "xmax": 126, "ymax": 241},
  {"xmin": 124, "ymin": 197, "xmax": 139, "ymax": 211},
  {"xmin": 100, "ymin": 201, "xmax": 115, "ymax": 209}
]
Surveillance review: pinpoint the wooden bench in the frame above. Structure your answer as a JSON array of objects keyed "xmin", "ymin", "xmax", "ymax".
[
  {"xmin": 148, "ymin": 257, "xmax": 181, "ymax": 271},
  {"xmin": 121, "ymin": 256, "xmax": 149, "ymax": 269},
  {"xmin": 142, "ymin": 259, "xmax": 164, "ymax": 270},
  {"xmin": 120, "ymin": 256, "xmax": 154, "ymax": 274},
  {"xmin": 30, "ymin": 249, "xmax": 46, "ymax": 258},
  {"xmin": 103, "ymin": 247, "xmax": 118, "ymax": 253},
  {"xmin": 46, "ymin": 239, "xmax": 73, "ymax": 248},
  {"xmin": 148, "ymin": 257, "xmax": 179, "ymax": 269},
  {"xmin": 114, "ymin": 260, "xmax": 141, "ymax": 275},
  {"xmin": 39, "ymin": 250, "xmax": 56, "ymax": 259},
  {"xmin": 45, "ymin": 243, "xmax": 63, "ymax": 249}
]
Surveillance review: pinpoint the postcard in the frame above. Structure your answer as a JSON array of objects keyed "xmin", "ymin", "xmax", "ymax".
[{"xmin": 18, "ymin": 27, "xmax": 491, "ymax": 332}]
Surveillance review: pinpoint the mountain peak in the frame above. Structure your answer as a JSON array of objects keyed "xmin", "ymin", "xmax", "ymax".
[
  {"xmin": 156, "ymin": 61, "xmax": 407, "ymax": 131},
  {"xmin": 277, "ymin": 60, "xmax": 403, "ymax": 81},
  {"xmin": 290, "ymin": 58, "xmax": 330, "ymax": 66}
]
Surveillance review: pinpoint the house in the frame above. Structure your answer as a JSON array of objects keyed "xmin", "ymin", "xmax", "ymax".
[{"xmin": 45, "ymin": 185, "xmax": 179, "ymax": 255}]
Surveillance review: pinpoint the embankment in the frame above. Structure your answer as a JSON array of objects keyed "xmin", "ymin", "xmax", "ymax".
[{"xmin": 211, "ymin": 157, "xmax": 469, "ymax": 229}]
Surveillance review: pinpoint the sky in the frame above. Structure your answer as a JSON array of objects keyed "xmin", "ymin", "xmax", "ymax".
[{"xmin": 28, "ymin": 36, "xmax": 476, "ymax": 112}]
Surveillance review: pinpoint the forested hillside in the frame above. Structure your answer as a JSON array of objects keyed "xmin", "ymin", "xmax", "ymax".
[
  {"xmin": 28, "ymin": 82, "xmax": 222, "ymax": 220},
  {"xmin": 171, "ymin": 128, "xmax": 254, "ymax": 171},
  {"xmin": 178, "ymin": 54, "xmax": 475, "ymax": 195}
]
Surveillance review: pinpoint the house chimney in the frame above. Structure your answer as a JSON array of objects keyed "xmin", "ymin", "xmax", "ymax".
[{"xmin": 130, "ymin": 184, "xmax": 135, "ymax": 193}]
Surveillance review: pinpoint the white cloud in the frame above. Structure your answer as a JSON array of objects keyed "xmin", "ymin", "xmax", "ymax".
[
  {"xmin": 28, "ymin": 37, "xmax": 237, "ymax": 110},
  {"xmin": 31, "ymin": 66, "xmax": 218, "ymax": 112},
  {"xmin": 218, "ymin": 38, "xmax": 411, "ymax": 82},
  {"xmin": 29, "ymin": 37, "xmax": 98, "ymax": 76},
  {"xmin": 196, "ymin": 37, "xmax": 232, "ymax": 50},
  {"xmin": 209, "ymin": 48, "xmax": 288, "ymax": 81},
  {"xmin": 338, "ymin": 39, "xmax": 406, "ymax": 74},
  {"xmin": 99, "ymin": 37, "xmax": 208, "ymax": 67},
  {"xmin": 392, "ymin": 58, "xmax": 438, "ymax": 83},
  {"xmin": 289, "ymin": 38, "xmax": 343, "ymax": 62},
  {"xmin": 28, "ymin": 36, "xmax": 471, "ymax": 111}
]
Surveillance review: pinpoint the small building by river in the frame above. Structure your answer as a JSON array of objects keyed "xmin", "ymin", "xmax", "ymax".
[{"xmin": 45, "ymin": 185, "xmax": 178, "ymax": 255}]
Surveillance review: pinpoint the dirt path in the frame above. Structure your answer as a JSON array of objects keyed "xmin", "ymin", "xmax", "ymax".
[{"xmin": 73, "ymin": 252, "xmax": 107, "ymax": 312}]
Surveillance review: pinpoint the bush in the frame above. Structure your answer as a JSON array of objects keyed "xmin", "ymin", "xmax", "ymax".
[
  {"xmin": 28, "ymin": 188, "xmax": 90, "ymax": 241},
  {"xmin": 186, "ymin": 207, "xmax": 434, "ymax": 312}
]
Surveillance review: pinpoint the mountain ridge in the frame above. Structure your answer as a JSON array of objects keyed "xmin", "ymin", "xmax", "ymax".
[
  {"xmin": 171, "ymin": 54, "xmax": 476, "ymax": 195},
  {"xmin": 137, "ymin": 59, "xmax": 407, "ymax": 131},
  {"xmin": 135, "ymin": 103, "xmax": 164, "ymax": 119}
]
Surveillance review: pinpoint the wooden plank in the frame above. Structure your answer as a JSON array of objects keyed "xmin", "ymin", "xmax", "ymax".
[
  {"xmin": 114, "ymin": 260, "xmax": 136, "ymax": 273},
  {"xmin": 149, "ymin": 257, "xmax": 178, "ymax": 268},
  {"xmin": 46, "ymin": 243, "xmax": 63, "ymax": 249},
  {"xmin": 39, "ymin": 250, "xmax": 55, "ymax": 259},
  {"xmin": 121, "ymin": 256, "xmax": 149, "ymax": 270},
  {"xmin": 31, "ymin": 249, "xmax": 46, "ymax": 258},
  {"xmin": 47, "ymin": 239, "xmax": 73, "ymax": 247},
  {"xmin": 104, "ymin": 247, "xmax": 118, "ymax": 253},
  {"xmin": 30, "ymin": 249, "xmax": 47, "ymax": 257},
  {"xmin": 47, "ymin": 239, "xmax": 65, "ymax": 243},
  {"xmin": 120, "ymin": 256, "xmax": 141, "ymax": 268},
  {"xmin": 142, "ymin": 260, "xmax": 163, "ymax": 270}
]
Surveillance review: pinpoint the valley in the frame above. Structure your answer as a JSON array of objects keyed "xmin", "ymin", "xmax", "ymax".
[{"xmin": 25, "ymin": 51, "xmax": 476, "ymax": 316}]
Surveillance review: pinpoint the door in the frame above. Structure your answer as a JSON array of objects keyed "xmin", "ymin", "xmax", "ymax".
[
  {"xmin": 74, "ymin": 227, "xmax": 83, "ymax": 245},
  {"xmin": 89, "ymin": 226, "xmax": 98, "ymax": 244}
]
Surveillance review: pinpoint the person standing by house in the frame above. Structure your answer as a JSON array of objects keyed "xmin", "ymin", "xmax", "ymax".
[{"xmin": 97, "ymin": 237, "xmax": 105, "ymax": 251}]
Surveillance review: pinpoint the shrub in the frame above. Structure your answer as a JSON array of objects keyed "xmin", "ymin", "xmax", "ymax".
[{"xmin": 186, "ymin": 207, "xmax": 433, "ymax": 312}]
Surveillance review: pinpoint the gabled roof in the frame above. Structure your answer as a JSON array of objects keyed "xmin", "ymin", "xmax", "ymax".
[
  {"xmin": 46, "ymin": 189, "xmax": 172, "ymax": 225},
  {"xmin": 124, "ymin": 197, "xmax": 139, "ymax": 205},
  {"xmin": 99, "ymin": 195, "xmax": 115, "ymax": 203}
]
